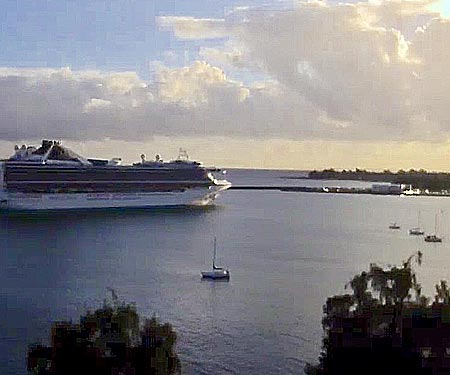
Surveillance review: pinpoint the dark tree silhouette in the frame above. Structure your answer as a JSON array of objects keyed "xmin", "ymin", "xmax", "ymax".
[
  {"xmin": 306, "ymin": 251, "xmax": 450, "ymax": 375},
  {"xmin": 28, "ymin": 295, "xmax": 180, "ymax": 375}
]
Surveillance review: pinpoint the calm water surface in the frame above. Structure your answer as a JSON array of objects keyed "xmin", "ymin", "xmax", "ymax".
[{"xmin": 2, "ymin": 169, "xmax": 450, "ymax": 374}]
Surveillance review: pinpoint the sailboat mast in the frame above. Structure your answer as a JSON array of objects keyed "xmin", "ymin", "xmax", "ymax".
[{"xmin": 213, "ymin": 237, "xmax": 217, "ymax": 268}]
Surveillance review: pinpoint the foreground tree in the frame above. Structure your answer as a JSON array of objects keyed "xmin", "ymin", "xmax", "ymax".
[
  {"xmin": 28, "ymin": 293, "xmax": 180, "ymax": 375},
  {"xmin": 306, "ymin": 252, "xmax": 450, "ymax": 375}
]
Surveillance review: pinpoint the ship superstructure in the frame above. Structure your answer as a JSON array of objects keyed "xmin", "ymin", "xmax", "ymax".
[{"xmin": 0, "ymin": 140, "xmax": 231, "ymax": 211}]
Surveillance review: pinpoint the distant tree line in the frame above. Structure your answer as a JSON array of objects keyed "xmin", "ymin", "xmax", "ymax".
[{"xmin": 308, "ymin": 168, "xmax": 450, "ymax": 191}]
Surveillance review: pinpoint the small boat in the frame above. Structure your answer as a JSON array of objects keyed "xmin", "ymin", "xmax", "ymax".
[
  {"xmin": 409, "ymin": 211, "xmax": 424, "ymax": 235},
  {"xmin": 424, "ymin": 213, "xmax": 442, "ymax": 243},
  {"xmin": 389, "ymin": 222, "xmax": 401, "ymax": 229},
  {"xmin": 425, "ymin": 234, "xmax": 442, "ymax": 243},
  {"xmin": 201, "ymin": 238, "xmax": 230, "ymax": 280}
]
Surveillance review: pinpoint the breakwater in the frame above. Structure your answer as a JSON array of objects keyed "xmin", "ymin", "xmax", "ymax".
[
  {"xmin": 230, "ymin": 186, "xmax": 370, "ymax": 193},
  {"xmin": 230, "ymin": 185, "xmax": 450, "ymax": 196}
]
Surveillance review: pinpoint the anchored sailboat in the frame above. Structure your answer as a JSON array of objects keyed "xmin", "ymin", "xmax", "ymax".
[
  {"xmin": 389, "ymin": 222, "xmax": 400, "ymax": 229},
  {"xmin": 201, "ymin": 237, "xmax": 230, "ymax": 280},
  {"xmin": 409, "ymin": 211, "xmax": 424, "ymax": 236},
  {"xmin": 425, "ymin": 213, "xmax": 442, "ymax": 243}
]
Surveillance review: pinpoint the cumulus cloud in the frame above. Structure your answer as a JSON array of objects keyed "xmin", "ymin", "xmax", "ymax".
[
  {"xmin": 3, "ymin": 0, "xmax": 450, "ymax": 145},
  {"xmin": 0, "ymin": 68, "xmax": 155, "ymax": 141},
  {"xmin": 157, "ymin": 16, "xmax": 228, "ymax": 40},
  {"xmin": 229, "ymin": 1, "xmax": 422, "ymax": 138},
  {"xmin": 199, "ymin": 46, "xmax": 246, "ymax": 70},
  {"xmin": 84, "ymin": 98, "xmax": 112, "ymax": 112},
  {"xmin": 156, "ymin": 61, "xmax": 248, "ymax": 106},
  {"xmin": 158, "ymin": 0, "xmax": 450, "ymax": 141},
  {"xmin": 0, "ymin": 62, "xmax": 322, "ymax": 142}
]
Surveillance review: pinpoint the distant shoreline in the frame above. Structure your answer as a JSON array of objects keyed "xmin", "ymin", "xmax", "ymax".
[{"xmin": 304, "ymin": 169, "xmax": 450, "ymax": 191}]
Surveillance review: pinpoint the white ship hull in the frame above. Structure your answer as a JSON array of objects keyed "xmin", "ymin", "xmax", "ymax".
[{"xmin": 0, "ymin": 185, "xmax": 230, "ymax": 211}]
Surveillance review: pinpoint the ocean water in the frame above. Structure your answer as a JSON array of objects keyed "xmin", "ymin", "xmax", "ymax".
[{"xmin": 2, "ymin": 169, "xmax": 450, "ymax": 374}]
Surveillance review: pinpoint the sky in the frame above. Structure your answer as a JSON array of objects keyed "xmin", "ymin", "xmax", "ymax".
[{"xmin": 2, "ymin": 0, "xmax": 450, "ymax": 169}]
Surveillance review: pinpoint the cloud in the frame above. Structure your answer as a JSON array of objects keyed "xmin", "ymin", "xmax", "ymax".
[
  {"xmin": 0, "ymin": 63, "xmax": 319, "ymax": 142},
  {"xmin": 157, "ymin": 16, "xmax": 228, "ymax": 40},
  {"xmin": 158, "ymin": 0, "xmax": 450, "ymax": 141},
  {"xmin": 3, "ymin": 0, "xmax": 450, "ymax": 146},
  {"xmin": 156, "ymin": 61, "xmax": 238, "ymax": 106},
  {"xmin": 0, "ymin": 68, "xmax": 156, "ymax": 141},
  {"xmin": 84, "ymin": 98, "xmax": 112, "ymax": 112},
  {"xmin": 230, "ymin": 1, "xmax": 420, "ymax": 137},
  {"xmin": 199, "ymin": 46, "xmax": 246, "ymax": 70}
]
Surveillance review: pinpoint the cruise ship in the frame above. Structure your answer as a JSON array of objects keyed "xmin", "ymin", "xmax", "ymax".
[{"xmin": 0, "ymin": 140, "xmax": 231, "ymax": 211}]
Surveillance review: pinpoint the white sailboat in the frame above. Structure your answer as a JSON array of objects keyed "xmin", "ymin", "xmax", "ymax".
[
  {"xmin": 425, "ymin": 213, "xmax": 442, "ymax": 243},
  {"xmin": 389, "ymin": 222, "xmax": 400, "ymax": 229},
  {"xmin": 409, "ymin": 211, "xmax": 424, "ymax": 236},
  {"xmin": 201, "ymin": 237, "xmax": 230, "ymax": 280}
]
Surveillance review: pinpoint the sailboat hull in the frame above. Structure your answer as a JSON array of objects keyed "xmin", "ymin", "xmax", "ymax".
[
  {"xmin": 425, "ymin": 236, "xmax": 442, "ymax": 243},
  {"xmin": 201, "ymin": 270, "xmax": 230, "ymax": 280}
]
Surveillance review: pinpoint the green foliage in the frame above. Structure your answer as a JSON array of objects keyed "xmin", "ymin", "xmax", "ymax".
[
  {"xmin": 307, "ymin": 251, "xmax": 438, "ymax": 374},
  {"xmin": 435, "ymin": 280, "xmax": 450, "ymax": 304},
  {"xmin": 81, "ymin": 303, "xmax": 140, "ymax": 347},
  {"xmin": 344, "ymin": 251, "xmax": 423, "ymax": 309},
  {"xmin": 141, "ymin": 317, "xmax": 180, "ymax": 375},
  {"xmin": 28, "ymin": 293, "xmax": 181, "ymax": 375}
]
